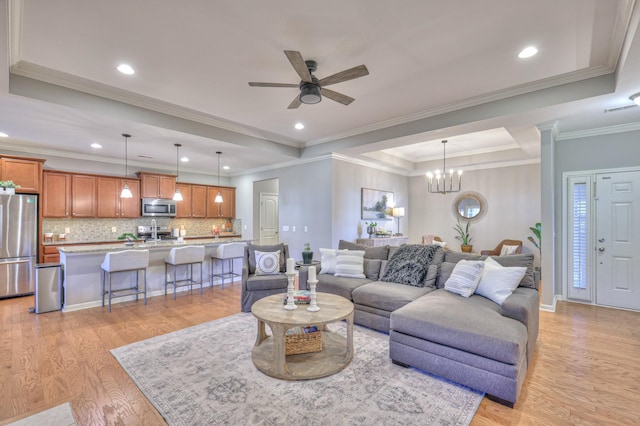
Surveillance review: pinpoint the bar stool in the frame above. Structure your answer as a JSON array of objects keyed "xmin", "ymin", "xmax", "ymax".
[
  {"xmin": 164, "ymin": 245, "xmax": 205, "ymax": 299},
  {"xmin": 101, "ymin": 249, "xmax": 149, "ymax": 313},
  {"xmin": 210, "ymin": 242, "xmax": 246, "ymax": 288}
]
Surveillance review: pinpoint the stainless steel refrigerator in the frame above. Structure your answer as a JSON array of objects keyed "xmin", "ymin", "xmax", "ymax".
[{"xmin": 0, "ymin": 194, "xmax": 38, "ymax": 298}]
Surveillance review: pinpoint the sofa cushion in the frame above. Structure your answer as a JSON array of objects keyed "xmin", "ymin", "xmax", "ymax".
[
  {"xmin": 319, "ymin": 248, "xmax": 337, "ymax": 274},
  {"xmin": 491, "ymin": 254, "xmax": 536, "ymax": 289},
  {"xmin": 352, "ymin": 281, "xmax": 435, "ymax": 313},
  {"xmin": 444, "ymin": 260, "xmax": 485, "ymax": 297},
  {"xmin": 335, "ymin": 250, "xmax": 366, "ymax": 278},
  {"xmin": 245, "ymin": 274, "xmax": 288, "ymax": 291},
  {"xmin": 317, "ymin": 274, "xmax": 371, "ymax": 300},
  {"xmin": 436, "ymin": 262, "xmax": 456, "ymax": 289},
  {"xmin": 248, "ymin": 243, "xmax": 285, "ymax": 274},
  {"xmin": 424, "ymin": 264, "xmax": 438, "ymax": 287},
  {"xmin": 390, "ymin": 289, "xmax": 528, "ymax": 365},
  {"xmin": 444, "ymin": 251, "xmax": 485, "ymax": 263},
  {"xmin": 476, "ymin": 257, "xmax": 526, "ymax": 305},
  {"xmin": 381, "ymin": 245, "xmax": 444, "ymax": 287},
  {"xmin": 363, "ymin": 259, "xmax": 382, "ymax": 280},
  {"xmin": 254, "ymin": 250, "xmax": 281, "ymax": 275},
  {"xmin": 338, "ymin": 240, "xmax": 366, "ymax": 251},
  {"xmin": 338, "ymin": 240, "xmax": 390, "ymax": 260}
]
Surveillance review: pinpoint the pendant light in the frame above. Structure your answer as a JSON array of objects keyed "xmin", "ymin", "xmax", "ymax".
[
  {"xmin": 425, "ymin": 140, "xmax": 463, "ymax": 194},
  {"xmin": 214, "ymin": 151, "xmax": 223, "ymax": 203},
  {"xmin": 120, "ymin": 133, "xmax": 133, "ymax": 198},
  {"xmin": 172, "ymin": 143, "xmax": 183, "ymax": 201}
]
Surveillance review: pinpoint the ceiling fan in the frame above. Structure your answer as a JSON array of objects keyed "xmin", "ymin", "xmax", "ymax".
[{"xmin": 248, "ymin": 50, "xmax": 369, "ymax": 109}]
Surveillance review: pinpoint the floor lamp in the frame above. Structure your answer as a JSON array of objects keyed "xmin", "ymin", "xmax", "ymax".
[{"xmin": 392, "ymin": 207, "xmax": 405, "ymax": 236}]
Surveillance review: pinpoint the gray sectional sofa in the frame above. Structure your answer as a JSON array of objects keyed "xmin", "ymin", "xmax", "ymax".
[{"xmin": 298, "ymin": 240, "xmax": 539, "ymax": 407}]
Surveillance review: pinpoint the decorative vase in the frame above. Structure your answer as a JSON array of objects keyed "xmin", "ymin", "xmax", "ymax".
[
  {"xmin": 367, "ymin": 226, "xmax": 376, "ymax": 238},
  {"xmin": 461, "ymin": 245, "xmax": 473, "ymax": 253},
  {"xmin": 302, "ymin": 251, "xmax": 313, "ymax": 264}
]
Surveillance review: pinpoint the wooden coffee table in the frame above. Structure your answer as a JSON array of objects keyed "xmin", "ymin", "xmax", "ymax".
[{"xmin": 251, "ymin": 292, "xmax": 354, "ymax": 380}]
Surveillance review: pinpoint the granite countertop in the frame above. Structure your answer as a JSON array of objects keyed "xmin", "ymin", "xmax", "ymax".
[
  {"xmin": 43, "ymin": 233, "xmax": 242, "ymax": 246},
  {"xmin": 58, "ymin": 237, "xmax": 251, "ymax": 254}
]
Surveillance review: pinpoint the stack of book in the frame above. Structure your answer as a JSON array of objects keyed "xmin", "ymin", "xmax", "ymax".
[{"xmin": 283, "ymin": 290, "xmax": 311, "ymax": 305}]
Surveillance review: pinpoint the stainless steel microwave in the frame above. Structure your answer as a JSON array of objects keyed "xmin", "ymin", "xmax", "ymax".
[{"xmin": 142, "ymin": 198, "xmax": 177, "ymax": 217}]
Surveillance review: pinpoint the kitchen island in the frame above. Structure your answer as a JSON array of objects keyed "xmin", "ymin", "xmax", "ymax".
[{"xmin": 59, "ymin": 238, "xmax": 250, "ymax": 312}]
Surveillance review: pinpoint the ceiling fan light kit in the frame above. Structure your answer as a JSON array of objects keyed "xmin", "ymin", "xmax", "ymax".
[{"xmin": 248, "ymin": 50, "xmax": 369, "ymax": 108}]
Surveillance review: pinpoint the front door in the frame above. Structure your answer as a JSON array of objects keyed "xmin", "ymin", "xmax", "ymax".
[
  {"xmin": 595, "ymin": 170, "xmax": 640, "ymax": 310},
  {"xmin": 260, "ymin": 193, "xmax": 278, "ymax": 245}
]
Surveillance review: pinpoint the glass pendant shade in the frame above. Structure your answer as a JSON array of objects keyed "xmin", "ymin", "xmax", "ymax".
[
  {"xmin": 173, "ymin": 143, "xmax": 183, "ymax": 201},
  {"xmin": 214, "ymin": 191, "xmax": 223, "ymax": 203},
  {"xmin": 120, "ymin": 183, "xmax": 133, "ymax": 198},
  {"xmin": 173, "ymin": 188, "xmax": 183, "ymax": 201}
]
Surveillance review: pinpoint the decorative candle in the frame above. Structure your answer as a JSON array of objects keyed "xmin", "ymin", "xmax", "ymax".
[
  {"xmin": 308, "ymin": 266, "xmax": 316, "ymax": 282},
  {"xmin": 286, "ymin": 257, "xmax": 295, "ymax": 273}
]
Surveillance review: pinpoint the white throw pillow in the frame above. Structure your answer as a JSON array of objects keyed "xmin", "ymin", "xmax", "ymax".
[
  {"xmin": 499, "ymin": 244, "xmax": 520, "ymax": 256},
  {"xmin": 319, "ymin": 248, "xmax": 337, "ymax": 274},
  {"xmin": 475, "ymin": 257, "xmax": 526, "ymax": 305},
  {"xmin": 334, "ymin": 249, "xmax": 366, "ymax": 279},
  {"xmin": 444, "ymin": 260, "xmax": 485, "ymax": 297},
  {"xmin": 254, "ymin": 250, "xmax": 281, "ymax": 275},
  {"xmin": 433, "ymin": 240, "xmax": 447, "ymax": 248}
]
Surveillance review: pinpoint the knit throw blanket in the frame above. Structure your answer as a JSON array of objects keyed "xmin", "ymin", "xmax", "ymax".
[{"xmin": 381, "ymin": 244, "xmax": 442, "ymax": 287}]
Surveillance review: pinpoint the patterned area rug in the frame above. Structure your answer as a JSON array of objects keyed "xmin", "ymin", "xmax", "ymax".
[{"xmin": 111, "ymin": 313, "xmax": 483, "ymax": 425}]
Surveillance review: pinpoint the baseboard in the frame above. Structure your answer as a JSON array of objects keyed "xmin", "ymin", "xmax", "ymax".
[{"xmin": 539, "ymin": 295, "xmax": 561, "ymax": 312}]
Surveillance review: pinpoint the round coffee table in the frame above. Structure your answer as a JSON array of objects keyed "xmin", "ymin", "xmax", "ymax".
[{"xmin": 251, "ymin": 292, "xmax": 354, "ymax": 380}]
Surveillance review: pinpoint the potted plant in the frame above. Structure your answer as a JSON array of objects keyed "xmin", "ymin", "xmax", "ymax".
[
  {"xmin": 0, "ymin": 180, "xmax": 20, "ymax": 194},
  {"xmin": 365, "ymin": 222, "xmax": 377, "ymax": 238},
  {"xmin": 117, "ymin": 232, "xmax": 138, "ymax": 246},
  {"xmin": 302, "ymin": 242, "xmax": 313, "ymax": 264},
  {"xmin": 528, "ymin": 222, "xmax": 541, "ymax": 254},
  {"xmin": 453, "ymin": 218, "xmax": 473, "ymax": 252}
]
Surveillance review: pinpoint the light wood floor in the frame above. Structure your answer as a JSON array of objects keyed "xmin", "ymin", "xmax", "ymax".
[{"xmin": 1, "ymin": 286, "xmax": 639, "ymax": 425}]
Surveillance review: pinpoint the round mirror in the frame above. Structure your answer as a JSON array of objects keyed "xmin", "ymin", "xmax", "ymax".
[
  {"xmin": 452, "ymin": 191, "xmax": 487, "ymax": 222},
  {"xmin": 458, "ymin": 197, "xmax": 481, "ymax": 219}
]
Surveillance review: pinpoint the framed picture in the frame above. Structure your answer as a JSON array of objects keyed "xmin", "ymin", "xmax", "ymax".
[{"xmin": 361, "ymin": 188, "xmax": 394, "ymax": 220}]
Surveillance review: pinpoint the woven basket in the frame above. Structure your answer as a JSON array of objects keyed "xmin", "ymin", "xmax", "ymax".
[{"xmin": 285, "ymin": 331, "xmax": 322, "ymax": 355}]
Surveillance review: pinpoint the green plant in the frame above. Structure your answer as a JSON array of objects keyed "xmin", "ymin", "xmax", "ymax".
[
  {"xmin": 0, "ymin": 180, "xmax": 20, "ymax": 188},
  {"xmin": 528, "ymin": 222, "xmax": 541, "ymax": 253},
  {"xmin": 117, "ymin": 233, "xmax": 138, "ymax": 241},
  {"xmin": 365, "ymin": 221, "xmax": 378, "ymax": 227},
  {"xmin": 303, "ymin": 242, "xmax": 311, "ymax": 251},
  {"xmin": 453, "ymin": 218, "xmax": 473, "ymax": 245}
]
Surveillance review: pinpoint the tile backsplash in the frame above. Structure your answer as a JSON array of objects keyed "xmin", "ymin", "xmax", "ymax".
[{"xmin": 42, "ymin": 217, "xmax": 242, "ymax": 243}]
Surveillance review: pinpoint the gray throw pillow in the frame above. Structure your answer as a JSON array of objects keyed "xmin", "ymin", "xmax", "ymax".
[
  {"xmin": 423, "ymin": 264, "xmax": 439, "ymax": 288},
  {"xmin": 437, "ymin": 262, "xmax": 456, "ymax": 288},
  {"xmin": 338, "ymin": 240, "xmax": 366, "ymax": 251},
  {"xmin": 363, "ymin": 259, "xmax": 382, "ymax": 280},
  {"xmin": 364, "ymin": 245, "xmax": 389, "ymax": 260}
]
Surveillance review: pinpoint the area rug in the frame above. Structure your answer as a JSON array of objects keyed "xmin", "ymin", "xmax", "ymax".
[
  {"xmin": 111, "ymin": 313, "xmax": 483, "ymax": 425},
  {"xmin": 6, "ymin": 402, "xmax": 76, "ymax": 426}
]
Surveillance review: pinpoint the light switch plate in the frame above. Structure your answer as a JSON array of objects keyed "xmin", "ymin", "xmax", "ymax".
[
  {"xmin": 283, "ymin": 225, "xmax": 290, "ymax": 231},
  {"xmin": 112, "ymin": 227, "xmax": 117, "ymax": 233},
  {"xmin": 292, "ymin": 226, "xmax": 296, "ymax": 232},
  {"xmin": 65, "ymin": 227, "xmax": 70, "ymax": 233}
]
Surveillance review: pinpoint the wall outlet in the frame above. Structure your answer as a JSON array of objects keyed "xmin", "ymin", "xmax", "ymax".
[
  {"xmin": 304, "ymin": 226, "xmax": 308, "ymax": 232},
  {"xmin": 65, "ymin": 227, "xmax": 70, "ymax": 233},
  {"xmin": 244, "ymin": 224, "xmax": 247, "ymax": 230},
  {"xmin": 111, "ymin": 227, "xmax": 117, "ymax": 233},
  {"xmin": 283, "ymin": 225, "xmax": 290, "ymax": 231}
]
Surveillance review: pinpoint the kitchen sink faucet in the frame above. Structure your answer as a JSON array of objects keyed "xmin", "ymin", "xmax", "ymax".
[{"xmin": 151, "ymin": 219, "xmax": 158, "ymax": 244}]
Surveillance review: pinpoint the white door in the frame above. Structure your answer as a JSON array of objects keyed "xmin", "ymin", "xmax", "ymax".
[
  {"xmin": 260, "ymin": 193, "xmax": 278, "ymax": 245},
  {"xmin": 595, "ymin": 171, "xmax": 640, "ymax": 310}
]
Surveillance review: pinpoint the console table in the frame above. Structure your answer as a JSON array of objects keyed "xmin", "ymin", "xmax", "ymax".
[{"xmin": 356, "ymin": 237, "xmax": 409, "ymax": 247}]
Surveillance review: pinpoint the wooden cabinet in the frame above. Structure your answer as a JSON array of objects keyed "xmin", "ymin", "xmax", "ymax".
[
  {"xmin": 97, "ymin": 177, "xmax": 141, "ymax": 218},
  {"xmin": 42, "ymin": 246, "xmax": 60, "ymax": 263},
  {"xmin": 176, "ymin": 184, "xmax": 208, "ymax": 218},
  {"xmin": 71, "ymin": 174, "xmax": 97, "ymax": 217},
  {"xmin": 43, "ymin": 172, "xmax": 71, "ymax": 217},
  {"xmin": 207, "ymin": 186, "xmax": 236, "ymax": 218},
  {"xmin": 138, "ymin": 172, "xmax": 176, "ymax": 199},
  {"xmin": 0, "ymin": 156, "xmax": 44, "ymax": 193}
]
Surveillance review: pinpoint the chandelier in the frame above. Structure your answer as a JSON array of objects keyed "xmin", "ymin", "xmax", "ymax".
[{"xmin": 426, "ymin": 140, "xmax": 462, "ymax": 194}]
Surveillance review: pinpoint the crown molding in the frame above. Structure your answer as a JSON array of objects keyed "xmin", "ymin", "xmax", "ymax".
[
  {"xmin": 9, "ymin": 61, "xmax": 301, "ymax": 148},
  {"xmin": 555, "ymin": 121, "xmax": 640, "ymax": 140}
]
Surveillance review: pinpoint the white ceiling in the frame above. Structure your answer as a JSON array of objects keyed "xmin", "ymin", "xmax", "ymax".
[{"xmin": 1, "ymin": 0, "xmax": 640, "ymax": 177}]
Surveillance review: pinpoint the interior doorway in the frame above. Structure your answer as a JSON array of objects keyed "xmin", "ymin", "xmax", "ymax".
[{"xmin": 259, "ymin": 193, "xmax": 279, "ymax": 244}]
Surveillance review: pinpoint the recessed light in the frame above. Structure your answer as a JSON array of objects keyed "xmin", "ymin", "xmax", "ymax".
[
  {"xmin": 90, "ymin": 143, "xmax": 102, "ymax": 149},
  {"xmin": 630, "ymin": 93, "xmax": 640, "ymax": 106},
  {"xmin": 181, "ymin": 156, "xmax": 189, "ymax": 162},
  {"xmin": 117, "ymin": 64, "xmax": 135, "ymax": 75},
  {"xmin": 0, "ymin": 132, "xmax": 8, "ymax": 138},
  {"xmin": 294, "ymin": 123, "xmax": 305, "ymax": 130},
  {"xmin": 223, "ymin": 165, "xmax": 230, "ymax": 170},
  {"xmin": 518, "ymin": 46, "xmax": 538, "ymax": 59}
]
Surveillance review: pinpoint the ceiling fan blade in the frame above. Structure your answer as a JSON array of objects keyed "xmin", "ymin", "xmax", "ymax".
[
  {"xmin": 287, "ymin": 96, "xmax": 302, "ymax": 109},
  {"xmin": 248, "ymin": 82, "xmax": 299, "ymax": 88},
  {"xmin": 321, "ymin": 88, "xmax": 354, "ymax": 106},
  {"xmin": 284, "ymin": 50, "xmax": 312, "ymax": 83},
  {"xmin": 319, "ymin": 65, "xmax": 369, "ymax": 86}
]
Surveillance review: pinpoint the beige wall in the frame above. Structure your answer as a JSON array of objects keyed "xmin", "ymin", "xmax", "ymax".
[{"xmin": 409, "ymin": 163, "xmax": 541, "ymax": 265}]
